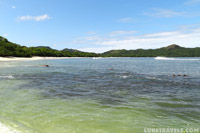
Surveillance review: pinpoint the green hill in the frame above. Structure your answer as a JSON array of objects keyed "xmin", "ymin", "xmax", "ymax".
[
  {"xmin": 1, "ymin": 36, "xmax": 200, "ymax": 57},
  {"xmin": 101, "ymin": 44, "xmax": 200, "ymax": 57},
  {"xmin": 0, "ymin": 36, "xmax": 97, "ymax": 57}
]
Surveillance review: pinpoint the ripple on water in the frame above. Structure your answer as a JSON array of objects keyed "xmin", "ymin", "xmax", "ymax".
[{"xmin": 0, "ymin": 58, "xmax": 200, "ymax": 132}]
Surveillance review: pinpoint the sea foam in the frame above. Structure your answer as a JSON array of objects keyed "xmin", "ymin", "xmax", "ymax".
[
  {"xmin": 155, "ymin": 57, "xmax": 200, "ymax": 61},
  {"xmin": 0, "ymin": 75, "xmax": 14, "ymax": 79},
  {"xmin": 92, "ymin": 57, "xmax": 103, "ymax": 59},
  {"xmin": 0, "ymin": 122, "xmax": 20, "ymax": 133}
]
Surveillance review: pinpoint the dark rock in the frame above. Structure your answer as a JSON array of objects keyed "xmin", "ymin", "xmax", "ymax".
[
  {"xmin": 172, "ymin": 74, "xmax": 188, "ymax": 77},
  {"xmin": 42, "ymin": 65, "xmax": 49, "ymax": 67}
]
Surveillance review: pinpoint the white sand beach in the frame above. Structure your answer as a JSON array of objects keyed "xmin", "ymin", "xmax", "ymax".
[{"xmin": 0, "ymin": 57, "xmax": 77, "ymax": 61}]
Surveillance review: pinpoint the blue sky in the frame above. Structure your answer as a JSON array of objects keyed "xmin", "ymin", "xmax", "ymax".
[{"xmin": 1, "ymin": 0, "xmax": 200, "ymax": 53}]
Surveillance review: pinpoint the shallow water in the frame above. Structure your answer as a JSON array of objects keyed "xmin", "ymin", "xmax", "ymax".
[{"xmin": 0, "ymin": 57, "xmax": 200, "ymax": 132}]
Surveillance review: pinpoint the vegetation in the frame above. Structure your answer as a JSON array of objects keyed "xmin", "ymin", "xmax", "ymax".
[
  {"xmin": 1, "ymin": 36, "xmax": 200, "ymax": 57},
  {"xmin": 0, "ymin": 36, "xmax": 97, "ymax": 57},
  {"xmin": 101, "ymin": 44, "xmax": 200, "ymax": 57}
]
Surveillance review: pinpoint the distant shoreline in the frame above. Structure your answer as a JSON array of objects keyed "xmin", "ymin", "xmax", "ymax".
[
  {"xmin": 1, "ymin": 36, "xmax": 200, "ymax": 57},
  {"xmin": 0, "ymin": 57, "xmax": 83, "ymax": 61},
  {"xmin": 0, "ymin": 56, "xmax": 200, "ymax": 62}
]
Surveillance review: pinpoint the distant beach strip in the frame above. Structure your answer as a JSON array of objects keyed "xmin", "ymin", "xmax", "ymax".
[{"xmin": 0, "ymin": 57, "xmax": 75, "ymax": 62}]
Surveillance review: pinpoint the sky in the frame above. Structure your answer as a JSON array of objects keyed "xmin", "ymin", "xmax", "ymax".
[{"xmin": 1, "ymin": 0, "xmax": 200, "ymax": 53}]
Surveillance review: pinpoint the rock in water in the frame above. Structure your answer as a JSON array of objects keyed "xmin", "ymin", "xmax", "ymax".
[{"xmin": 42, "ymin": 65, "xmax": 49, "ymax": 67}]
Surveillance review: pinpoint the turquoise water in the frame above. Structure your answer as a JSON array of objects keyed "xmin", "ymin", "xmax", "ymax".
[{"xmin": 0, "ymin": 57, "xmax": 200, "ymax": 132}]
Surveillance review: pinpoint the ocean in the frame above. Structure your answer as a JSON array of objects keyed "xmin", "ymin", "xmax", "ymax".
[{"xmin": 0, "ymin": 57, "xmax": 199, "ymax": 133}]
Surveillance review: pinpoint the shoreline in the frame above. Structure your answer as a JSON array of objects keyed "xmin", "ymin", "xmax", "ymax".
[
  {"xmin": 0, "ymin": 56, "xmax": 200, "ymax": 62},
  {"xmin": 0, "ymin": 57, "xmax": 82, "ymax": 61}
]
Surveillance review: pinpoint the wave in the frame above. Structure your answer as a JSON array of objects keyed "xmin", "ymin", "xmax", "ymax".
[
  {"xmin": 155, "ymin": 57, "xmax": 200, "ymax": 61},
  {"xmin": 92, "ymin": 57, "xmax": 103, "ymax": 60},
  {"xmin": 0, "ymin": 75, "xmax": 14, "ymax": 79},
  {"xmin": 119, "ymin": 75, "xmax": 130, "ymax": 79},
  {"xmin": 145, "ymin": 76, "xmax": 162, "ymax": 80}
]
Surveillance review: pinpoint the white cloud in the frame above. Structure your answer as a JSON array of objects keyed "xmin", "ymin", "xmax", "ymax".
[
  {"xmin": 2, "ymin": 33, "xmax": 8, "ymax": 37},
  {"xmin": 184, "ymin": 0, "xmax": 200, "ymax": 5},
  {"xmin": 143, "ymin": 31, "xmax": 180, "ymax": 38},
  {"xmin": 79, "ymin": 47, "xmax": 115, "ymax": 53},
  {"xmin": 145, "ymin": 8, "xmax": 185, "ymax": 18},
  {"xmin": 86, "ymin": 31, "xmax": 96, "ymax": 35},
  {"xmin": 18, "ymin": 14, "xmax": 50, "ymax": 22},
  {"xmin": 77, "ymin": 36, "xmax": 101, "ymax": 41},
  {"xmin": 11, "ymin": 6, "xmax": 16, "ymax": 9},
  {"xmin": 109, "ymin": 30, "xmax": 137, "ymax": 36},
  {"xmin": 78, "ymin": 28, "xmax": 200, "ymax": 53},
  {"xmin": 119, "ymin": 18, "xmax": 134, "ymax": 22}
]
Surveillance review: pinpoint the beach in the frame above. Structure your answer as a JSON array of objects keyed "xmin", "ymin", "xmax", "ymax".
[{"xmin": 0, "ymin": 57, "xmax": 74, "ymax": 62}]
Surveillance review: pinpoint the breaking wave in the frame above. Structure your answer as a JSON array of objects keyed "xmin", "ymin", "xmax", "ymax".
[
  {"xmin": 92, "ymin": 57, "xmax": 103, "ymax": 60},
  {"xmin": 0, "ymin": 75, "xmax": 14, "ymax": 79},
  {"xmin": 0, "ymin": 122, "xmax": 20, "ymax": 133},
  {"xmin": 155, "ymin": 57, "xmax": 200, "ymax": 61}
]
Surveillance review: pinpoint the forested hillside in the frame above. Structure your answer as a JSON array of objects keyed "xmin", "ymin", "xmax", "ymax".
[
  {"xmin": 101, "ymin": 44, "xmax": 200, "ymax": 57},
  {"xmin": 0, "ymin": 36, "xmax": 97, "ymax": 57},
  {"xmin": 1, "ymin": 36, "xmax": 200, "ymax": 57}
]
